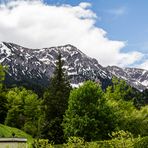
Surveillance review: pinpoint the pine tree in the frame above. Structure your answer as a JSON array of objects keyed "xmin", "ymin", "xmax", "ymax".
[
  {"xmin": 0, "ymin": 64, "xmax": 5, "ymax": 91},
  {"xmin": 0, "ymin": 64, "xmax": 7, "ymax": 123},
  {"xmin": 42, "ymin": 52, "xmax": 71, "ymax": 144}
]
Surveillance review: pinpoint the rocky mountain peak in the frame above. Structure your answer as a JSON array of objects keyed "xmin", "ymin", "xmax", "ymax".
[
  {"xmin": 0, "ymin": 42, "xmax": 147, "ymax": 91},
  {"xmin": 107, "ymin": 66, "xmax": 148, "ymax": 91}
]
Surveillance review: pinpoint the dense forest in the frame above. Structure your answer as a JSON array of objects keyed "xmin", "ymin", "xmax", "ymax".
[{"xmin": 0, "ymin": 54, "xmax": 148, "ymax": 147}]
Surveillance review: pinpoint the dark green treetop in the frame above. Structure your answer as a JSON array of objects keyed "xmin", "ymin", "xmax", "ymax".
[{"xmin": 42, "ymin": 52, "xmax": 71, "ymax": 144}]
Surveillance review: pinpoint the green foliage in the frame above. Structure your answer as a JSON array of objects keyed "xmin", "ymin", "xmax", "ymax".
[
  {"xmin": 0, "ymin": 92, "xmax": 8, "ymax": 123},
  {"xmin": 28, "ymin": 136, "xmax": 148, "ymax": 148},
  {"xmin": 0, "ymin": 64, "xmax": 5, "ymax": 91},
  {"xmin": 106, "ymin": 77, "xmax": 133, "ymax": 101},
  {"xmin": 42, "ymin": 52, "xmax": 71, "ymax": 144},
  {"xmin": 105, "ymin": 93, "xmax": 135, "ymax": 131},
  {"xmin": 142, "ymin": 89, "xmax": 148, "ymax": 105},
  {"xmin": 32, "ymin": 139, "xmax": 53, "ymax": 148},
  {"xmin": 135, "ymin": 89, "xmax": 148, "ymax": 108},
  {"xmin": 125, "ymin": 105, "xmax": 148, "ymax": 137},
  {"xmin": 64, "ymin": 137, "xmax": 85, "ymax": 148},
  {"xmin": 63, "ymin": 136, "xmax": 137, "ymax": 148},
  {"xmin": 106, "ymin": 77, "xmax": 147, "ymax": 108},
  {"xmin": 0, "ymin": 61, "xmax": 147, "ymax": 145},
  {"xmin": 105, "ymin": 77, "xmax": 148, "ymax": 137},
  {"xmin": 63, "ymin": 81, "xmax": 117, "ymax": 141},
  {"xmin": 0, "ymin": 65, "xmax": 7, "ymax": 123},
  {"xmin": 109, "ymin": 130, "xmax": 134, "ymax": 148},
  {"xmin": 134, "ymin": 136, "xmax": 148, "ymax": 148},
  {"xmin": 95, "ymin": 139, "xmax": 134, "ymax": 148},
  {"xmin": 5, "ymin": 87, "xmax": 42, "ymax": 137},
  {"xmin": 110, "ymin": 130, "xmax": 133, "ymax": 140}
]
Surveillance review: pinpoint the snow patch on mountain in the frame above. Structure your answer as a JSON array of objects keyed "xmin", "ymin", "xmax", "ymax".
[
  {"xmin": 107, "ymin": 66, "xmax": 148, "ymax": 90},
  {"xmin": 0, "ymin": 42, "xmax": 12, "ymax": 62},
  {"xmin": 0, "ymin": 42, "xmax": 147, "ymax": 91}
]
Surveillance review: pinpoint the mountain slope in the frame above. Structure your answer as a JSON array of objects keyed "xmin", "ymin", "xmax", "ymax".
[
  {"xmin": 107, "ymin": 66, "xmax": 148, "ymax": 91},
  {"xmin": 0, "ymin": 42, "xmax": 111, "ymax": 91},
  {"xmin": 0, "ymin": 42, "xmax": 147, "ymax": 91}
]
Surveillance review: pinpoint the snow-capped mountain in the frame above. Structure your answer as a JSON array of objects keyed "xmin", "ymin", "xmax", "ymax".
[
  {"xmin": 0, "ymin": 42, "xmax": 111, "ymax": 90},
  {"xmin": 0, "ymin": 42, "xmax": 147, "ymax": 91},
  {"xmin": 107, "ymin": 66, "xmax": 148, "ymax": 91}
]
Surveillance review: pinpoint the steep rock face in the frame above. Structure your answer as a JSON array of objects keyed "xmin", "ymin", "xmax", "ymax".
[
  {"xmin": 107, "ymin": 66, "xmax": 148, "ymax": 91},
  {"xmin": 0, "ymin": 42, "xmax": 147, "ymax": 91},
  {"xmin": 0, "ymin": 42, "xmax": 111, "ymax": 90}
]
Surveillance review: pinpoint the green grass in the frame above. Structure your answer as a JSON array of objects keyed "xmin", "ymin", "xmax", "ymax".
[{"xmin": 0, "ymin": 124, "xmax": 33, "ymax": 142}]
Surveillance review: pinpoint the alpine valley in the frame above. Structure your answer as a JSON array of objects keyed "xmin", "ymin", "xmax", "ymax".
[{"xmin": 0, "ymin": 42, "xmax": 148, "ymax": 92}]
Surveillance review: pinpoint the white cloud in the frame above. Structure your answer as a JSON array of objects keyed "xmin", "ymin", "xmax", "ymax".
[
  {"xmin": 0, "ymin": 0, "xmax": 144, "ymax": 67},
  {"xmin": 117, "ymin": 51, "xmax": 144, "ymax": 67},
  {"xmin": 135, "ymin": 55, "xmax": 148, "ymax": 70},
  {"xmin": 79, "ymin": 2, "xmax": 91, "ymax": 9},
  {"xmin": 138, "ymin": 60, "xmax": 148, "ymax": 70}
]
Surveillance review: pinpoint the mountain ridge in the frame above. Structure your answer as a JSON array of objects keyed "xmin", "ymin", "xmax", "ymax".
[{"xmin": 0, "ymin": 41, "xmax": 147, "ymax": 91}]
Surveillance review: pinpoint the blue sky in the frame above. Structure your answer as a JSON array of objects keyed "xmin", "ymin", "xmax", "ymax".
[
  {"xmin": 45, "ymin": 0, "xmax": 148, "ymax": 53},
  {"xmin": 0, "ymin": 0, "xmax": 147, "ymax": 69},
  {"xmin": 44, "ymin": 0, "xmax": 148, "ymax": 68}
]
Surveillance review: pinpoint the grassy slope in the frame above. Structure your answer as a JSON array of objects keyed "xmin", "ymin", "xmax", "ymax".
[{"xmin": 0, "ymin": 124, "xmax": 33, "ymax": 142}]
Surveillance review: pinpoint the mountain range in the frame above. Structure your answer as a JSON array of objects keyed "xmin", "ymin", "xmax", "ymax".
[{"xmin": 0, "ymin": 42, "xmax": 148, "ymax": 91}]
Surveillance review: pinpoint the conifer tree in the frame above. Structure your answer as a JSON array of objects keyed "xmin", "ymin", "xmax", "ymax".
[
  {"xmin": 0, "ymin": 64, "xmax": 7, "ymax": 123},
  {"xmin": 42, "ymin": 52, "xmax": 71, "ymax": 144},
  {"xmin": 0, "ymin": 64, "xmax": 5, "ymax": 91}
]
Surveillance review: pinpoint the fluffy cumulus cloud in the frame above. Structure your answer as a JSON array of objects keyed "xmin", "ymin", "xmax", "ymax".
[{"xmin": 0, "ymin": 0, "xmax": 146, "ymax": 68}]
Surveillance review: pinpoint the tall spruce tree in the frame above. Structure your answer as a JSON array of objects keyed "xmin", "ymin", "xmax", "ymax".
[
  {"xmin": 0, "ymin": 64, "xmax": 5, "ymax": 90},
  {"xmin": 42, "ymin": 52, "xmax": 71, "ymax": 144},
  {"xmin": 0, "ymin": 64, "xmax": 7, "ymax": 123}
]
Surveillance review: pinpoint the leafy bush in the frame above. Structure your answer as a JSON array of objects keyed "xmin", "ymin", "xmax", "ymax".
[
  {"xmin": 96, "ymin": 139, "xmax": 134, "ymax": 148},
  {"xmin": 94, "ymin": 130, "xmax": 134, "ymax": 148},
  {"xmin": 63, "ymin": 136, "xmax": 135, "ymax": 148},
  {"xmin": 64, "ymin": 136, "xmax": 85, "ymax": 148},
  {"xmin": 110, "ymin": 130, "xmax": 133, "ymax": 140},
  {"xmin": 32, "ymin": 139, "xmax": 53, "ymax": 148},
  {"xmin": 134, "ymin": 136, "xmax": 148, "ymax": 148},
  {"xmin": 31, "ymin": 136, "xmax": 148, "ymax": 148}
]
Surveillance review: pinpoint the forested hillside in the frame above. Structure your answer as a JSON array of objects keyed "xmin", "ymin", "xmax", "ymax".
[{"xmin": 0, "ymin": 54, "xmax": 147, "ymax": 147}]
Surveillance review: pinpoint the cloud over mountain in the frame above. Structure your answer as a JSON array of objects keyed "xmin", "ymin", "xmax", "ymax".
[{"xmin": 0, "ymin": 0, "xmax": 145, "ymax": 67}]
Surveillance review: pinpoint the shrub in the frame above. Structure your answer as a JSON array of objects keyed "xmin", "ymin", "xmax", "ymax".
[
  {"xmin": 64, "ymin": 136, "xmax": 85, "ymax": 148},
  {"xmin": 64, "ymin": 136, "xmax": 134, "ymax": 148},
  {"xmin": 110, "ymin": 130, "xmax": 133, "ymax": 140},
  {"xmin": 134, "ymin": 136, "xmax": 148, "ymax": 148},
  {"xmin": 32, "ymin": 139, "xmax": 53, "ymax": 148}
]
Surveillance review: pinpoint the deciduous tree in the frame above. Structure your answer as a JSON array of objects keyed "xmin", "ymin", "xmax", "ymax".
[
  {"xmin": 62, "ymin": 81, "xmax": 117, "ymax": 141},
  {"xmin": 5, "ymin": 87, "xmax": 42, "ymax": 137}
]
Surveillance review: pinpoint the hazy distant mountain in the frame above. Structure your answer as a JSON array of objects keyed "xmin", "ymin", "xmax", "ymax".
[{"xmin": 107, "ymin": 66, "xmax": 148, "ymax": 91}]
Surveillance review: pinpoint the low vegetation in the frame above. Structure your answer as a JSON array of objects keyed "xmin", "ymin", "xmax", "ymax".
[{"xmin": 0, "ymin": 124, "xmax": 33, "ymax": 142}]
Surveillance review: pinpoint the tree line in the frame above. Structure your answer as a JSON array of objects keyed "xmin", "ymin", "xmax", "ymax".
[{"xmin": 0, "ymin": 53, "xmax": 147, "ymax": 144}]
